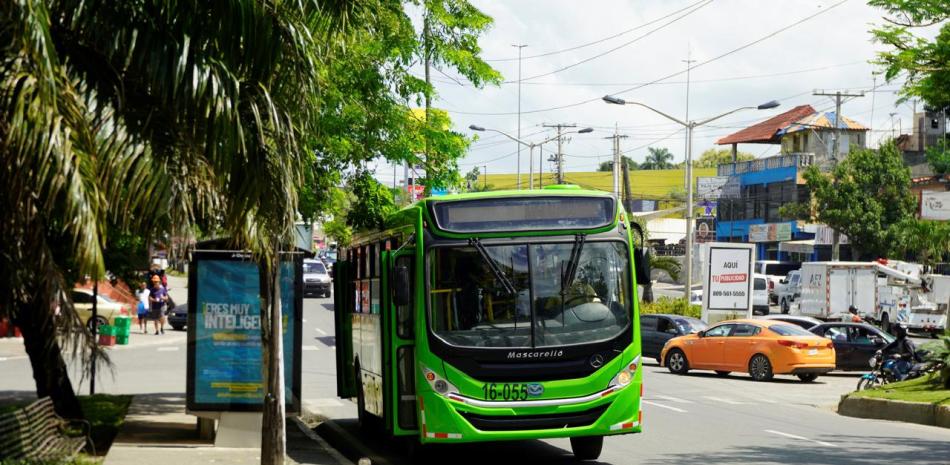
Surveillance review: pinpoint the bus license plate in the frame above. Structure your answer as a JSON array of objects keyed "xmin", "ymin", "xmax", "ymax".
[{"xmin": 481, "ymin": 383, "xmax": 532, "ymax": 401}]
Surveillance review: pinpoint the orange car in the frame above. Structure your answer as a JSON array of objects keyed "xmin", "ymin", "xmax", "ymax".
[{"xmin": 659, "ymin": 319, "xmax": 836, "ymax": 382}]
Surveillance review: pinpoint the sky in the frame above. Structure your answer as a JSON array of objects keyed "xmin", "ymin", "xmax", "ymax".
[{"xmin": 371, "ymin": 0, "xmax": 933, "ymax": 185}]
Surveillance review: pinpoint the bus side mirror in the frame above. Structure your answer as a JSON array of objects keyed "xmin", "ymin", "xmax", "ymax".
[
  {"xmin": 394, "ymin": 265, "xmax": 411, "ymax": 306},
  {"xmin": 629, "ymin": 221, "xmax": 651, "ymax": 285}
]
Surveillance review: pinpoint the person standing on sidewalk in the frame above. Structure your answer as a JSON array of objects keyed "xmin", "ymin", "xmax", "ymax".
[
  {"xmin": 135, "ymin": 281, "xmax": 150, "ymax": 333},
  {"xmin": 148, "ymin": 274, "xmax": 169, "ymax": 334}
]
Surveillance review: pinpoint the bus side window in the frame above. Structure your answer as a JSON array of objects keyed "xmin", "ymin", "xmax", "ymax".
[{"xmin": 395, "ymin": 256, "xmax": 414, "ymax": 339}]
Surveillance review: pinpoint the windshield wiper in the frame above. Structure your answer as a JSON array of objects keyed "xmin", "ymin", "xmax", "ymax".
[
  {"xmin": 469, "ymin": 238, "xmax": 517, "ymax": 296},
  {"xmin": 560, "ymin": 234, "xmax": 587, "ymax": 295}
]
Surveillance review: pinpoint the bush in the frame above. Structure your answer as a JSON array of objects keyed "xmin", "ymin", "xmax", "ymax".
[
  {"xmin": 921, "ymin": 329, "xmax": 950, "ymax": 389},
  {"xmin": 640, "ymin": 297, "xmax": 701, "ymax": 319}
]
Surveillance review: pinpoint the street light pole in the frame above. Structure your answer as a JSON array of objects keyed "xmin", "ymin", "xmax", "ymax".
[
  {"xmin": 469, "ymin": 125, "xmax": 592, "ymax": 189},
  {"xmin": 513, "ymin": 44, "xmax": 527, "ymax": 190},
  {"xmin": 603, "ymin": 95, "xmax": 779, "ymax": 294}
]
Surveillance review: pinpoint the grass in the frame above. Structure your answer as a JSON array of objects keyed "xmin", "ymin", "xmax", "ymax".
[
  {"xmin": 0, "ymin": 394, "xmax": 132, "ymax": 463},
  {"xmin": 851, "ymin": 373, "xmax": 950, "ymax": 406}
]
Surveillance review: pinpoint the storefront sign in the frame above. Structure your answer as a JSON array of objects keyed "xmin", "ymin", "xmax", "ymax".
[
  {"xmin": 187, "ymin": 251, "xmax": 302, "ymax": 413},
  {"xmin": 748, "ymin": 222, "xmax": 792, "ymax": 242},
  {"xmin": 697, "ymin": 176, "xmax": 730, "ymax": 199},
  {"xmin": 921, "ymin": 191, "xmax": 950, "ymax": 221}
]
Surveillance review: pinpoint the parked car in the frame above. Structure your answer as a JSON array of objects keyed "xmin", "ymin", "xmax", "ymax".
[
  {"xmin": 640, "ymin": 314, "xmax": 707, "ymax": 363},
  {"xmin": 72, "ymin": 289, "xmax": 127, "ymax": 331},
  {"xmin": 754, "ymin": 261, "xmax": 801, "ymax": 304},
  {"xmin": 774, "ymin": 270, "xmax": 801, "ymax": 314},
  {"xmin": 660, "ymin": 319, "xmax": 836, "ymax": 382},
  {"xmin": 753, "ymin": 274, "xmax": 770, "ymax": 315},
  {"xmin": 756, "ymin": 314, "xmax": 822, "ymax": 330},
  {"xmin": 808, "ymin": 322, "xmax": 895, "ymax": 371},
  {"xmin": 168, "ymin": 303, "xmax": 187, "ymax": 331},
  {"xmin": 303, "ymin": 259, "xmax": 332, "ymax": 298}
]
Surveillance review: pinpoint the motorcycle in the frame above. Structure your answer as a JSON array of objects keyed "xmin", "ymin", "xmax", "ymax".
[{"xmin": 856, "ymin": 350, "xmax": 903, "ymax": 391}]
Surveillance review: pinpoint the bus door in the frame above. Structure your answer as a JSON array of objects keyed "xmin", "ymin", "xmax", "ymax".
[{"xmin": 389, "ymin": 250, "xmax": 418, "ymax": 434}]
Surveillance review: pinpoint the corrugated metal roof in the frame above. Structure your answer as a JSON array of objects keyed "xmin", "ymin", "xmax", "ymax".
[
  {"xmin": 780, "ymin": 111, "xmax": 868, "ymax": 135},
  {"xmin": 716, "ymin": 105, "xmax": 816, "ymax": 145}
]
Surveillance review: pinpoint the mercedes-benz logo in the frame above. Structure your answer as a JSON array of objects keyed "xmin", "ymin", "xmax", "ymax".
[{"xmin": 589, "ymin": 354, "xmax": 604, "ymax": 368}]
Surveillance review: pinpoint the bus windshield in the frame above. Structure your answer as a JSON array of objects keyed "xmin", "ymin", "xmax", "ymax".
[{"xmin": 428, "ymin": 241, "xmax": 630, "ymax": 349}]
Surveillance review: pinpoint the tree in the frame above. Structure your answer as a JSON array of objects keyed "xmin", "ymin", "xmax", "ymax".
[
  {"xmin": 346, "ymin": 171, "xmax": 398, "ymax": 231},
  {"xmin": 926, "ymin": 139, "xmax": 950, "ymax": 175},
  {"xmin": 870, "ymin": 1, "xmax": 950, "ymax": 110},
  {"xmin": 693, "ymin": 148, "xmax": 755, "ymax": 168},
  {"xmin": 598, "ymin": 156, "xmax": 638, "ymax": 172},
  {"xmin": 640, "ymin": 147, "xmax": 675, "ymax": 170},
  {"xmin": 783, "ymin": 142, "xmax": 917, "ymax": 259},
  {"xmin": 895, "ymin": 219, "xmax": 950, "ymax": 266}
]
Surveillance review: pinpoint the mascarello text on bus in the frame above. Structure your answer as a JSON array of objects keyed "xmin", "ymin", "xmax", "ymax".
[{"xmin": 333, "ymin": 185, "xmax": 649, "ymax": 460}]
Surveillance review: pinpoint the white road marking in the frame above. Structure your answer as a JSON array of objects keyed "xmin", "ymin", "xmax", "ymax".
[
  {"xmin": 765, "ymin": 429, "xmax": 838, "ymax": 447},
  {"xmin": 302, "ymin": 346, "xmax": 320, "ymax": 351},
  {"xmin": 315, "ymin": 328, "xmax": 327, "ymax": 335},
  {"xmin": 642, "ymin": 400, "xmax": 687, "ymax": 413},
  {"xmin": 703, "ymin": 396, "xmax": 746, "ymax": 405},
  {"xmin": 157, "ymin": 347, "xmax": 179, "ymax": 352},
  {"xmin": 653, "ymin": 394, "xmax": 693, "ymax": 404}
]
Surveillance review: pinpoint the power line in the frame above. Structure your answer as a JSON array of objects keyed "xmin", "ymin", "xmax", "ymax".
[
  {"xmin": 483, "ymin": 0, "xmax": 712, "ymax": 63},
  {"xmin": 509, "ymin": 0, "xmax": 714, "ymax": 83},
  {"xmin": 444, "ymin": 0, "xmax": 849, "ymax": 116}
]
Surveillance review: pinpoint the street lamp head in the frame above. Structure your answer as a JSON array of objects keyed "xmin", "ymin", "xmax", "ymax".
[
  {"xmin": 602, "ymin": 95, "xmax": 626, "ymax": 105},
  {"xmin": 757, "ymin": 100, "xmax": 780, "ymax": 110},
  {"xmin": 469, "ymin": 124, "xmax": 486, "ymax": 132},
  {"xmin": 578, "ymin": 127, "xmax": 594, "ymax": 134}
]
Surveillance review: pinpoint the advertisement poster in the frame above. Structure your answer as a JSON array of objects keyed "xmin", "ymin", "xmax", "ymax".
[
  {"xmin": 748, "ymin": 222, "xmax": 792, "ymax": 242},
  {"xmin": 187, "ymin": 252, "xmax": 301, "ymax": 412},
  {"xmin": 702, "ymin": 243, "xmax": 754, "ymax": 323},
  {"xmin": 921, "ymin": 191, "xmax": 950, "ymax": 221}
]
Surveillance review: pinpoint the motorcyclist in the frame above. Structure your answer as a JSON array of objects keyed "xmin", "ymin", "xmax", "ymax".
[{"xmin": 880, "ymin": 323, "xmax": 920, "ymax": 380}]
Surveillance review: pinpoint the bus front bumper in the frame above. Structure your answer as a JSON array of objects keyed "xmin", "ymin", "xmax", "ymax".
[{"xmin": 417, "ymin": 381, "xmax": 641, "ymax": 443}]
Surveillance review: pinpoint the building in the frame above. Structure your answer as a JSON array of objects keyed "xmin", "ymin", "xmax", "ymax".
[{"xmin": 710, "ymin": 106, "xmax": 869, "ymax": 261}]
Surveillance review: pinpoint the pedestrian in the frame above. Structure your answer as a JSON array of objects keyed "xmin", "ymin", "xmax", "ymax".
[
  {"xmin": 135, "ymin": 281, "xmax": 150, "ymax": 333},
  {"xmin": 148, "ymin": 274, "xmax": 169, "ymax": 335}
]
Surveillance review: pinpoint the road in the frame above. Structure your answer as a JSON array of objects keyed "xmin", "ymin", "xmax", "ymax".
[{"xmin": 2, "ymin": 289, "xmax": 948, "ymax": 464}]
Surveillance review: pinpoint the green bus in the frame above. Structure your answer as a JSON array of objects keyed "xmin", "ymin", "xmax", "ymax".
[{"xmin": 334, "ymin": 186, "xmax": 649, "ymax": 460}]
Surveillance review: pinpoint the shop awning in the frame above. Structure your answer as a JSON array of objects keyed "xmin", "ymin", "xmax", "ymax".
[{"xmin": 779, "ymin": 239, "xmax": 814, "ymax": 255}]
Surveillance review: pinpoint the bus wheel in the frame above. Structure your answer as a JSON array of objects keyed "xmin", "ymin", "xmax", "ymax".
[{"xmin": 570, "ymin": 435, "xmax": 603, "ymax": 461}]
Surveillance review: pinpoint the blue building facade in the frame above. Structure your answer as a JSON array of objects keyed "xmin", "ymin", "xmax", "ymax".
[{"xmin": 714, "ymin": 154, "xmax": 817, "ymax": 261}]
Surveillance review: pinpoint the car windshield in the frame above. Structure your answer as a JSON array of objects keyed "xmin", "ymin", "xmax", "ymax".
[
  {"xmin": 428, "ymin": 241, "xmax": 631, "ymax": 348},
  {"xmin": 675, "ymin": 318, "xmax": 707, "ymax": 334},
  {"xmin": 303, "ymin": 261, "xmax": 326, "ymax": 274},
  {"xmin": 769, "ymin": 324, "xmax": 815, "ymax": 336}
]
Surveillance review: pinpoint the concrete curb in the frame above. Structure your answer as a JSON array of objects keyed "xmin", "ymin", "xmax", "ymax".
[
  {"xmin": 838, "ymin": 394, "xmax": 950, "ymax": 428},
  {"xmin": 291, "ymin": 417, "xmax": 355, "ymax": 465},
  {"xmin": 314, "ymin": 420, "xmax": 394, "ymax": 465}
]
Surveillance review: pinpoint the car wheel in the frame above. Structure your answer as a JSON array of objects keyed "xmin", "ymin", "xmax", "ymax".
[
  {"xmin": 570, "ymin": 436, "xmax": 603, "ymax": 461},
  {"xmin": 797, "ymin": 373, "xmax": 818, "ymax": 382},
  {"xmin": 171, "ymin": 324, "xmax": 184, "ymax": 331},
  {"xmin": 749, "ymin": 354, "xmax": 774, "ymax": 382},
  {"xmin": 324, "ymin": 291, "xmax": 332, "ymax": 298},
  {"xmin": 666, "ymin": 349, "xmax": 689, "ymax": 375},
  {"xmin": 87, "ymin": 316, "xmax": 109, "ymax": 332},
  {"xmin": 715, "ymin": 370, "xmax": 731, "ymax": 377}
]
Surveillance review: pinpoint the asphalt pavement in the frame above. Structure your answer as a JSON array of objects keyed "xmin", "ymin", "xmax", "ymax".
[{"xmin": 1, "ymin": 286, "xmax": 948, "ymax": 465}]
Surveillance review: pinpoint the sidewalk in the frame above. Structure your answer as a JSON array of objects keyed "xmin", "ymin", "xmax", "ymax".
[{"xmin": 104, "ymin": 393, "xmax": 350, "ymax": 465}]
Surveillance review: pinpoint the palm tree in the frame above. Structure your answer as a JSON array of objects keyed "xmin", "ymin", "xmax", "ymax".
[
  {"xmin": 641, "ymin": 147, "xmax": 675, "ymax": 170},
  {"xmin": 2, "ymin": 3, "xmax": 355, "ymax": 462}
]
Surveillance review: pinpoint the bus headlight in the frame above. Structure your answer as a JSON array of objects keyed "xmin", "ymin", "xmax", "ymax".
[
  {"xmin": 422, "ymin": 366, "xmax": 458, "ymax": 397},
  {"xmin": 608, "ymin": 356, "xmax": 640, "ymax": 388}
]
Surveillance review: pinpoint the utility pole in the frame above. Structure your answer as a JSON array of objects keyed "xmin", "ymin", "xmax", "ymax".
[
  {"xmin": 682, "ymin": 48, "xmax": 696, "ymax": 207},
  {"xmin": 604, "ymin": 126, "xmax": 628, "ymax": 200},
  {"xmin": 813, "ymin": 89, "xmax": 864, "ymax": 261},
  {"xmin": 543, "ymin": 123, "xmax": 577, "ymax": 184},
  {"xmin": 483, "ymin": 165, "xmax": 487, "ymax": 189},
  {"xmin": 513, "ymin": 44, "xmax": 527, "ymax": 190}
]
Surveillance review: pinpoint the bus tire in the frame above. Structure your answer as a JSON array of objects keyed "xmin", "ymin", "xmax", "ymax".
[
  {"xmin": 570, "ymin": 435, "xmax": 603, "ymax": 461},
  {"xmin": 665, "ymin": 349, "xmax": 689, "ymax": 375}
]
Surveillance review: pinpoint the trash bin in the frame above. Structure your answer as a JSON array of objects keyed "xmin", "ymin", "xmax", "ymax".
[{"xmin": 113, "ymin": 315, "xmax": 131, "ymax": 337}]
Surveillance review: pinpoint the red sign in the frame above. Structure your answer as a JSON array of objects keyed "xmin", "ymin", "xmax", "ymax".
[{"xmin": 713, "ymin": 273, "xmax": 747, "ymax": 284}]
